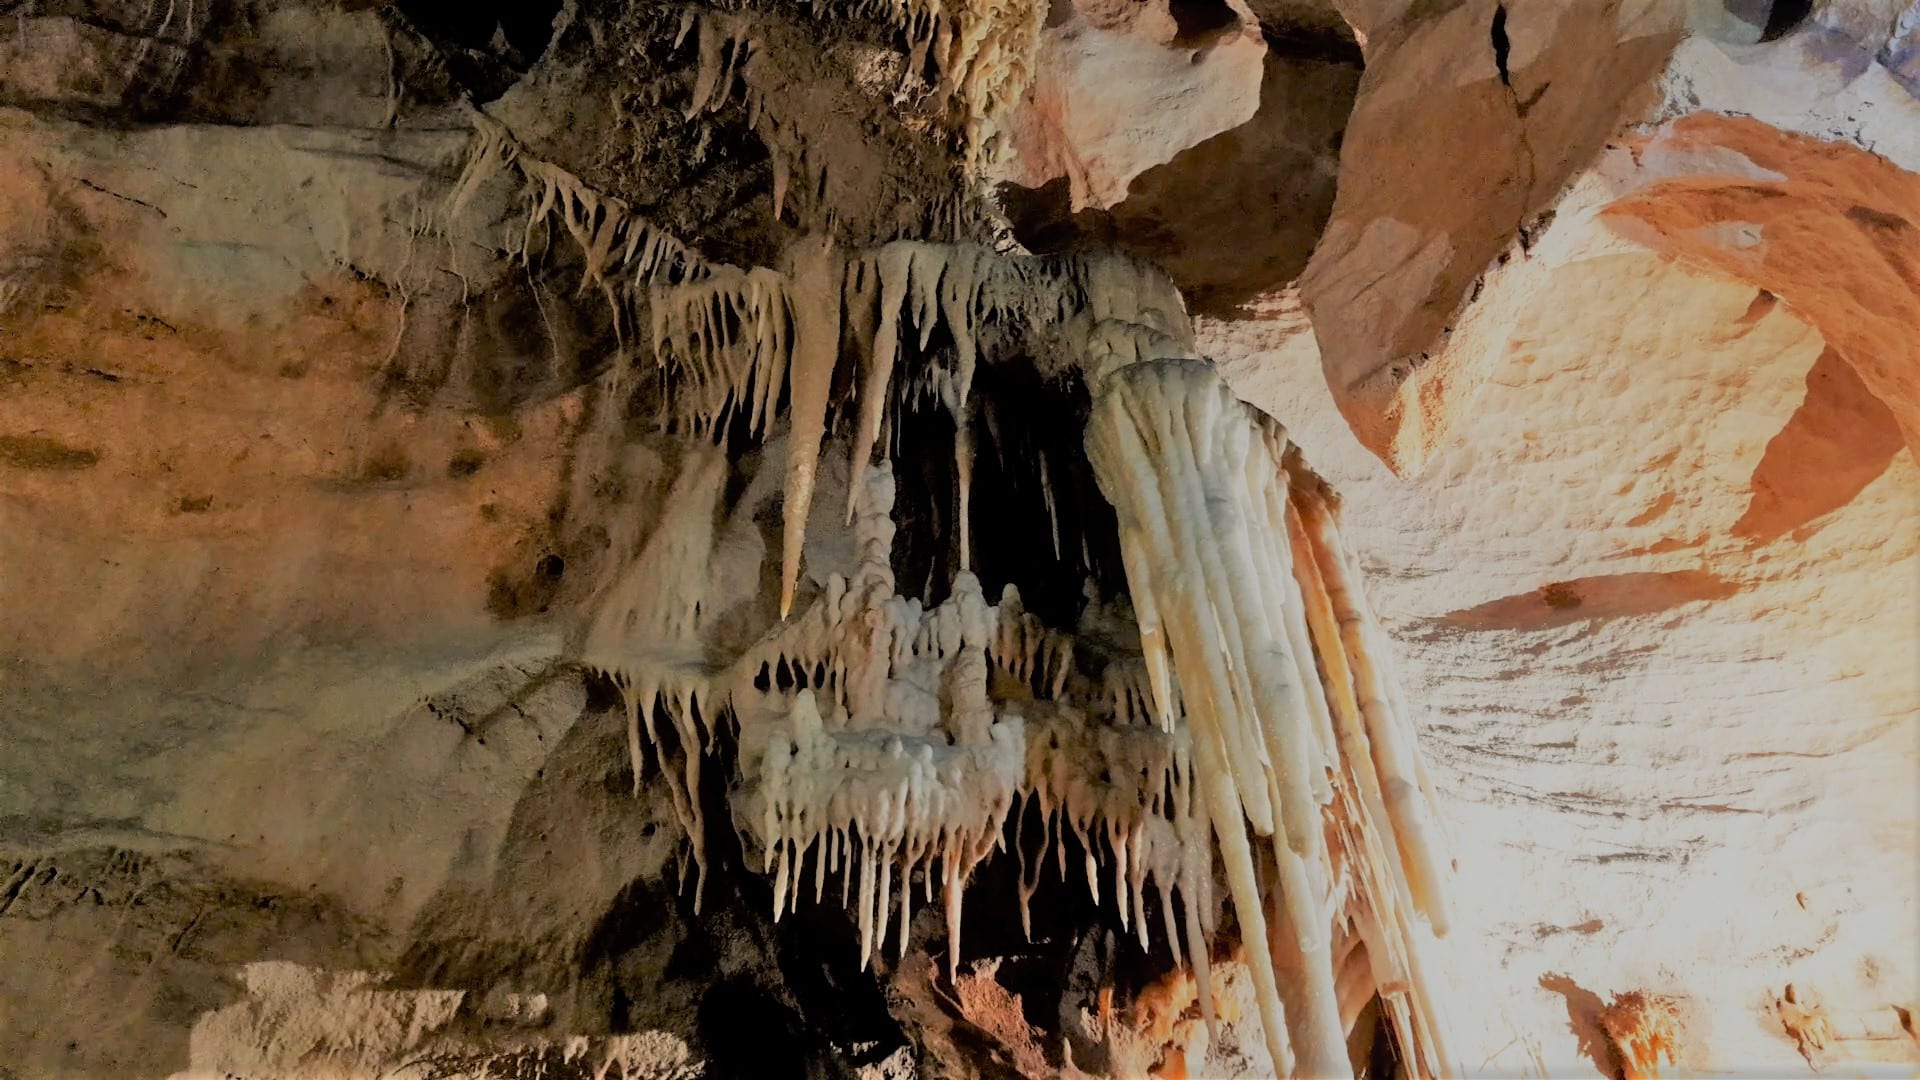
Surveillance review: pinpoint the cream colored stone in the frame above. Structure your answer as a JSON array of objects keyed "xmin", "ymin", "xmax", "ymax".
[{"xmin": 994, "ymin": 0, "xmax": 1269, "ymax": 209}]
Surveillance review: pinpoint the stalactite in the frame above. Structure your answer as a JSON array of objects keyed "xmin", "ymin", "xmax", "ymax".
[
  {"xmin": 846, "ymin": 244, "xmax": 913, "ymax": 520},
  {"xmin": 1288, "ymin": 470, "xmax": 1458, "ymax": 1077},
  {"xmin": 681, "ymin": 12, "xmax": 753, "ymax": 121},
  {"xmin": 1294, "ymin": 483, "xmax": 1452, "ymax": 938},
  {"xmin": 778, "ymin": 238, "xmax": 844, "ymax": 618},
  {"xmin": 582, "ymin": 451, "xmax": 1222, "ymax": 984},
  {"xmin": 556, "ymin": 207, "xmax": 1457, "ymax": 1073},
  {"xmin": 1086, "ymin": 358, "xmax": 1350, "ymax": 1077},
  {"xmin": 632, "ymin": 237, "xmax": 1189, "ymax": 591},
  {"xmin": 445, "ymin": 106, "xmax": 709, "ymax": 349},
  {"xmin": 1076, "ymin": 348, "xmax": 1460, "ymax": 1077},
  {"xmin": 578, "ymin": 446, "xmax": 730, "ymax": 910}
]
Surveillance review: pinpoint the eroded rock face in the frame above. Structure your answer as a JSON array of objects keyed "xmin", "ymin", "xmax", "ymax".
[
  {"xmin": 1603, "ymin": 113, "xmax": 1920, "ymax": 457},
  {"xmin": 1295, "ymin": 0, "xmax": 1920, "ymax": 475},
  {"xmin": 996, "ymin": 0, "xmax": 1360, "ymax": 312},
  {"xmin": 1210, "ymin": 248, "xmax": 1920, "ymax": 1076},
  {"xmin": 1, "ymin": 0, "xmax": 1916, "ymax": 1077},
  {"xmin": 993, "ymin": 0, "xmax": 1271, "ymax": 211},
  {"xmin": 1296, "ymin": 0, "xmax": 1689, "ymax": 471},
  {"xmin": 1219, "ymin": 25, "xmax": 1917, "ymax": 1073}
]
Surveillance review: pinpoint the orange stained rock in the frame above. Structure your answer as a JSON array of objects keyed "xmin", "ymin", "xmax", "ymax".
[
  {"xmin": 1775, "ymin": 983, "xmax": 1834, "ymax": 1064},
  {"xmin": 1604, "ymin": 114, "xmax": 1920, "ymax": 459},
  {"xmin": 1597, "ymin": 990, "xmax": 1685, "ymax": 1080}
]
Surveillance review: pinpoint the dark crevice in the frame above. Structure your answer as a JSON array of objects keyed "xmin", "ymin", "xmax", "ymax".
[
  {"xmin": 965, "ymin": 363, "xmax": 1128, "ymax": 627},
  {"xmin": 1491, "ymin": 3, "xmax": 1513, "ymax": 87},
  {"xmin": 1760, "ymin": 0, "xmax": 1814, "ymax": 42}
]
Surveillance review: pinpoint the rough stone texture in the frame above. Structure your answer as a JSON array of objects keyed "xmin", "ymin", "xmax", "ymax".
[
  {"xmin": 1206, "ymin": 5, "xmax": 1920, "ymax": 1063},
  {"xmin": 1296, "ymin": 0, "xmax": 1687, "ymax": 471},
  {"xmin": 1603, "ymin": 113, "xmax": 1920, "ymax": 458},
  {"xmin": 1211, "ymin": 251, "xmax": 1920, "ymax": 1073},
  {"xmin": 1296, "ymin": 0, "xmax": 1920, "ymax": 475},
  {"xmin": 1219, "ymin": 39, "xmax": 1920, "ymax": 1068},
  {"xmin": 1, "ymin": 0, "xmax": 1916, "ymax": 1077},
  {"xmin": 994, "ymin": 0, "xmax": 1270, "ymax": 210},
  {"xmin": 996, "ymin": 0, "xmax": 1360, "ymax": 312}
]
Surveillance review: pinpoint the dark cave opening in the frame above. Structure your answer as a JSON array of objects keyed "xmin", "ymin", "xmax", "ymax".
[
  {"xmin": 1709, "ymin": 0, "xmax": 1814, "ymax": 43},
  {"xmin": 393, "ymin": 0, "xmax": 564, "ymax": 102},
  {"xmin": 396, "ymin": 0, "xmax": 562, "ymax": 59},
  {"xmin": 1169, "ymin": 0, "xmax": 1241, "ymax": 47},
  {"xmin": 1759, "ymin": 0, "xmax": 1814, "ymax": 41},
  {"xmin": 966, "ymin": 363, "xmax": 1130, "ymax": 628},
  {"xmin": 883, "ymin": 351, "xmax": 1127, "ymax": 629}
]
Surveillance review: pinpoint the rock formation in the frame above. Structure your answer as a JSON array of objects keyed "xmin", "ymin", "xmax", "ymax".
[{"xmin": 0, "ymin": 1, "xmax": 1914, "ymax": 1078}]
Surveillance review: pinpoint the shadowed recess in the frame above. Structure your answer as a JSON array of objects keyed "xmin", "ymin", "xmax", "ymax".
[{"xmin": 999, "ymin": 42, "xmax": 1359, "ymax": 314}]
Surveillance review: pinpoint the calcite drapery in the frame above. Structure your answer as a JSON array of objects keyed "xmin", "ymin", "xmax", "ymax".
[
  {"xmin": 532, "ymin": 135, "xmax": 1459, "ymax": 1066},
  {"xmin": 1086, "ymin": 358, "xmax": 1455, "ymax": 1076}
]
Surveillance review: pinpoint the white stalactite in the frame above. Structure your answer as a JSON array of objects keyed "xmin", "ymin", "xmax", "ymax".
[
  {"xmin": 579, "ymin": 446, "xmax": 730, "ymax": 910},
  {"xmin": 1082, "ymin": 354, "xmax": 1465, "ymax": 1078},
  {"xmin": 778, "ymin": 238, "xmax": 844, "ymax": 618},
  {"xmin": 1296, "ymin": 488, "xmax": 1452, "ymax": 939},
  {"xmin": 555, "ymin": 211, "xmax": 1458, "ymax": 1074}
]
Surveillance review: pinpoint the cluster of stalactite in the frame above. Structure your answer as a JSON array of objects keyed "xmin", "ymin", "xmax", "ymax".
[
  {"xmin": 580, "ymin": 451, "xmax": 1205, "ymax": 982},
  {"xmin": 799, "ymin": 0, "xmax": 1045, "ymax": 160},
  {"xmin": 1087, "ymin": 359, "xmax": 1456, "ymax": 1076},
  {"xmin": 464, "ymin": 99, "xmax": 1460, "ymax": 1075}
]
